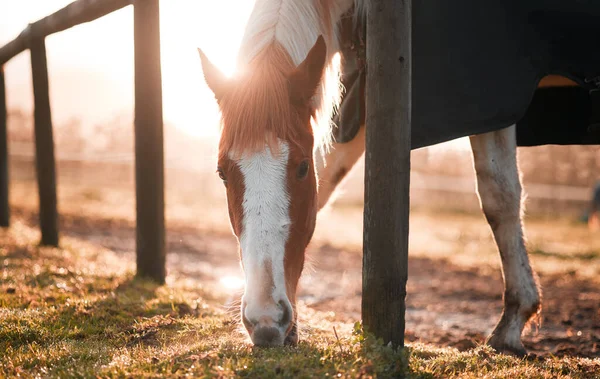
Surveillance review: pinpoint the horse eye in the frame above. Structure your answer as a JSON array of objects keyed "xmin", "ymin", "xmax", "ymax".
[
  {"xmin": 217, "ymin": 168, "xmax": 227, "ymax": 183},
  {"xmin": 297, "ymin": 160, "xmax": 310, "ymax": 180}
]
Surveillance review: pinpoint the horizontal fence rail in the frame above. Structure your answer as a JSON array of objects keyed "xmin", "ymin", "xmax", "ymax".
[{"xmin": 0, "ymin": 0, "xmax": 132, "ymax": 65}]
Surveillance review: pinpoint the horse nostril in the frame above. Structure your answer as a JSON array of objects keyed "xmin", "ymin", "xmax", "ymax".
[{"xmin": 278, "ymin": 300, "xmax": 292, "ymax": 327}]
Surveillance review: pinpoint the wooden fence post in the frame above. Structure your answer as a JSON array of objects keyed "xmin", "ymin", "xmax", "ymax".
[
  {"xmin": 133, "ymin": 0, "xmax": 166, "ymax": 283},
  {"xmin": 30, "ymin": 38, "xmax": 59, "ymax": 246},
  {"xmin": 362, "ymin": 0, "xmax": 412, "ymax": 347},
  {"xmin": 0, "ymin": 67, "xmax": 9, "ymax": 227}
]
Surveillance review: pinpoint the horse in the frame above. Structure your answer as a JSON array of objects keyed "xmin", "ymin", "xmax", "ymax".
[
  {"xmin": 198, "ymin": 0, "xmax": 353, "ymax": 347},
  {"xmin": 197, "ymin": 0, "xmax": 542, "ymax": 356}
]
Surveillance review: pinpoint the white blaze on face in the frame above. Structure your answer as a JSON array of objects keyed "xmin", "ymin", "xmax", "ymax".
[{"xmin": 236, "ymin": 140, "xmax": 292, "ymax": 327}]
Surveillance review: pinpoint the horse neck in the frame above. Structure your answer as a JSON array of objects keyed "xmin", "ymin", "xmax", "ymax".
[
  {"xmin": 236, "ymin": 0, "xmax": 354, "ymax": 152},
  {"xmin": 237, "ymin": 0, "xmax": 353, "ymax": 66}
]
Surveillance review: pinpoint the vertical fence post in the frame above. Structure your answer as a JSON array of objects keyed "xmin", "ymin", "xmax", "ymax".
[
  {"xmin": 134, "ymin": 0, "xmax": 166, "ymax": 283},
  {"xmin": 30, "ymin": 38, "xmax": 59, "ymax": 246},
  {"xmin": 0, "ymin": 67, "xmax": 9, "ymax": 227},
  {"xmin": 362, "ymin": 0, "xmax": 412, "ymax": 347}
]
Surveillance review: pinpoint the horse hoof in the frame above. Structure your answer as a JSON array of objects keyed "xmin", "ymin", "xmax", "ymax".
[
  {"xmin": 284, "ymin": 324, "xmax": 298, "ymax": 346},
  {"xmin": 486, "ymin": 334, "xmax": 527, "ymax": 357}
]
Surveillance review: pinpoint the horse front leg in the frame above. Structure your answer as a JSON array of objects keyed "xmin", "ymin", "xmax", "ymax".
[
  {"xmin": 315, "ymin": 125, "xmax": 365, "ymax": 210},
  {"xmin": 469, "ymin": 125, "xmax": 541, "ymax": 356}
]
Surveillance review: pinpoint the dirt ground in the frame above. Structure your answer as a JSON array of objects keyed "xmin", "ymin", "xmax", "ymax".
[
  {"xmin": 10, "ymin": 194, "xmax": 600, "ymax": 360},
  {"xmin": 308, "ymin": 244, "xmax": 600, "ymax": 359},
  {"xmin": 7, "ymin": 156, "xmax": 600, "ymax": 360}
]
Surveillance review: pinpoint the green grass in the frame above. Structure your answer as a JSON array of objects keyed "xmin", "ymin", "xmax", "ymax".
[{"xmin": 1, "ymin": 222, "xmax": 599, "ymax": 378}]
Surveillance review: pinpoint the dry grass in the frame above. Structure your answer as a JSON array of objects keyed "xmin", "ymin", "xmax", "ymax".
[
  {"xmin": 2, "ymin": 161, "xmax": 600, "ymax": 377},
  {"xmin": 1, "ymin": 217, "xmax": 599, "ymax": 378}
]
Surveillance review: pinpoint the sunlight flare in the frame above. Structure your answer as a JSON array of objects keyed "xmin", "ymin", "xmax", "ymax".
[{"xmin": 219, "ymin": 275, "xmax": 245, "ymax": 290}]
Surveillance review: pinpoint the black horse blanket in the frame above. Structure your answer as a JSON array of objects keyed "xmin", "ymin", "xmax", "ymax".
[{"xmin": 334, "ymin": 1, "xmax": 600, "ymax": 148}]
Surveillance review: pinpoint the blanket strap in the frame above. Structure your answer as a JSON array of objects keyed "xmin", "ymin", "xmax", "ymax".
[{"xmin": 584, "ymin": 76, "xmax": 600, "ymax": 133}]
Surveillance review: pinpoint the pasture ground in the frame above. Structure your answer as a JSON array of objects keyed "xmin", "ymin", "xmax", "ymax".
[{"xmin": 1, "ymin": 166, "xmax": 600, "ymax": 377}]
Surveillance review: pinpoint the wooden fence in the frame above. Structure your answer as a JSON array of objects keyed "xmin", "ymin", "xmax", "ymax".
[
  {"xmin": 1, "ymin": 0, "xmax": 413, "ymax": 346},
  {"xmin": 363, "ymin": 0, "xmax": 412, "ymax": 347},
  {"xmin": 0, "ymin": 0, "xmax": 166, "ymax": 282}
]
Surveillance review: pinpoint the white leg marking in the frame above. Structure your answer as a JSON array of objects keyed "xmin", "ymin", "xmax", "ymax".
[{"xmin": 470, "ymin": 125, "xmax": 541, "ymax": 355}]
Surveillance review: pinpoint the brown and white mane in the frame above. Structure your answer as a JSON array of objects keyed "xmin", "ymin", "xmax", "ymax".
[{"xmin": 234, "ymin": 0, "xmax": 352, "ymax": 154}]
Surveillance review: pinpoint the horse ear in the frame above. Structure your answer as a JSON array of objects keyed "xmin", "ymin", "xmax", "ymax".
[
  {"xmin": 198, "ymin": 48, "xmax": 228, "ymax": 101},
  {"xmin": 289, "ymin": 35, "xmax": 327, "ymax": 106}
]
